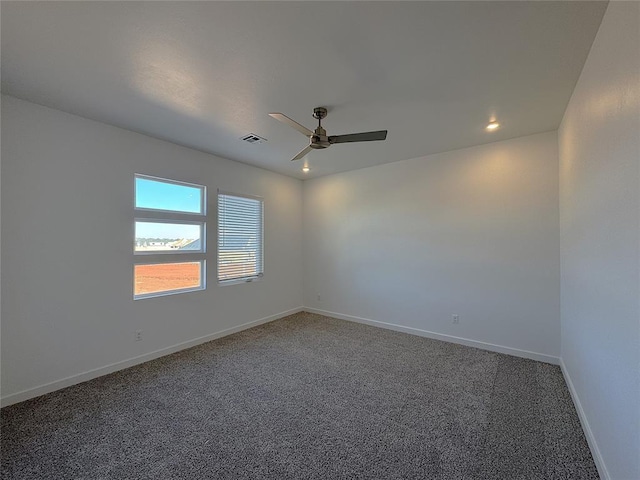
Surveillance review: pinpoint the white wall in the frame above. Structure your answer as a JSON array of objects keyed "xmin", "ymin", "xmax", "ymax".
[
  {"xmin": 303, "ymin": 131, "xmax": 560, "ymax": 361},
  {"xmin": 0, "ymin": 95, "xmax": 303, "ymax": 405},
  {"xmin": 558, "ymin": 3, "xmax": 640, "ymax": 479}
]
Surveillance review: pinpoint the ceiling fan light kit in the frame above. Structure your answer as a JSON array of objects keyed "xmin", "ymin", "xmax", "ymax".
[{"xmin": 269, "ymin": 107, "xmax": 388, "ymax": 162}]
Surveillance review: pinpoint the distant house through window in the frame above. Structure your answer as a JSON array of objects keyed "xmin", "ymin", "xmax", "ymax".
[
  {"xmin": 218, "ymin": 192, "xmax": 264, "ymax": 283},
  {"xmin": 134, "ymin": 174, "xmax": 206, "ymax": 299}
]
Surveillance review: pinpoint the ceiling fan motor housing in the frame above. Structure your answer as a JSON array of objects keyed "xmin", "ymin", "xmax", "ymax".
[{"xmin": 310, "ymin": 126, "xmax": 330, "ymax": 149}]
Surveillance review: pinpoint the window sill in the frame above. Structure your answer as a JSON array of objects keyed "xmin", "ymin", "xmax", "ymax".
[
  {"xmin": 134, "ymin": 285, "xmax": 205, "ymax": 300},
  {"xmin": 218, "ymin": 277, "xmax": 262, "ymax": 287}
]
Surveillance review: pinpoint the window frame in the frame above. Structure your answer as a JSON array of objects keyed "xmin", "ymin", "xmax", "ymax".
[
  {"xmin": 217, "ymin": 190, "xmax": 264, "ymax": 286},
  {"xmin": 134, "ymin": 219, "xmax": 206, "ymax": 255},
  {"xmin": 134, "ymin": 174, "xmax": 207, "ymax": 300}
]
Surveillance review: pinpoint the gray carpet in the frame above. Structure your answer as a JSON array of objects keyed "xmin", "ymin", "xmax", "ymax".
[{"xmin": 1, "ymin": 312, "xmax": 598, "ymax": 479}]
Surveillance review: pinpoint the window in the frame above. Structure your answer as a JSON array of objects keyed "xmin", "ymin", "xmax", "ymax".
[
  {"xmin": 134, "ymin": 175, "xmax": 206, "ymax": 299},
  {"xmin": 218, "ymin": 192, "xmax": 264, "ymax": 283}
]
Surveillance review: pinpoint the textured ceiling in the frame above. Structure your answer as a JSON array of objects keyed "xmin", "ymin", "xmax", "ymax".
[{"xmin": 1, "ymin": 1, "xmax": 607, "ymax": 179}]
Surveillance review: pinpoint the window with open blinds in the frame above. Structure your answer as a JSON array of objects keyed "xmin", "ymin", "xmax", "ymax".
[{"xmin": 218, "ymin": 192, "xmax": 264, "ymax": 283}]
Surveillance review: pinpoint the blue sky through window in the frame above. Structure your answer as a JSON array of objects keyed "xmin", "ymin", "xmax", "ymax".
[
  {"xmin": 135, "ymin": 177, "xmax": 202, "ymax": 214},
  {"xmin": 135, "ymin": 176, "xmax": 204, "ymax": 240}
]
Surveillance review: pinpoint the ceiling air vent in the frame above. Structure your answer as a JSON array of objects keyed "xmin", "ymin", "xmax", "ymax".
[{"xmin": 240, "ymin": 133, "xmax": 267, "ymax": 145}]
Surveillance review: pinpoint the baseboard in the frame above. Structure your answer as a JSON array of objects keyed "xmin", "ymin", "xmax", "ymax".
[
  {"xmin": 304, "ymin": 307, "xmax": 560, "ymax": 365},
  {"xmin": 1, "ymin": 307, "xmax": 304, "ymax": 408},
  {"xmin": 560, "ymin": 358, "xmax": 610, "ymax": 480}
]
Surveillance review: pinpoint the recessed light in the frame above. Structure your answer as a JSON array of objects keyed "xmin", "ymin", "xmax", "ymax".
[
  {"xmin": 302, "ymin": 166, "xmax": 310, "ymax": 173},
  {"xmin": 486, "ymin": 121, "xmax": 500, "ymax": 131}
]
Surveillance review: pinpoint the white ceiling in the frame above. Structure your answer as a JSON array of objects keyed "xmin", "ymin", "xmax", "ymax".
[{"xmin": 1, "ymin": 1, "xmax": 607, "ymax": 179}]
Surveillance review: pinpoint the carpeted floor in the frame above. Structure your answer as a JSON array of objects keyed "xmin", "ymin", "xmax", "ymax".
[{"xmin": 1, "ymin": 312, "xmax": 598, "ymax": 479}]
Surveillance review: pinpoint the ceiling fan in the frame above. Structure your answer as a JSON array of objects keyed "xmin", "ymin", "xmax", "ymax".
[{"xmin": 269, "ymin": 107, "xmax": 388, "ymax": 161}]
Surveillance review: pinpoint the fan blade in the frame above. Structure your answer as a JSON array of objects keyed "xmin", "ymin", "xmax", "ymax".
[
  {"xmin": 269, "ymin": 113, "xmax": 313, "ymax": 137},
  {"xmin": 291, "ymin": 145, "xmax": 313, "ymax": 162},
  {"xmin": 329, "ymin": 130, "xmax": 387, "ymax": 144}
]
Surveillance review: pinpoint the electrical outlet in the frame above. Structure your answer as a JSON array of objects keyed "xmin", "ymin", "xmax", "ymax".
[
  {"xmin": 452, "ymin": 314, "xmax": 459, "ymax": 324},
  {"xmin": 317, "ymin": 294, "xmax": 322, "ymax": 302},
  {"xmin": 134, "ymin": 330, "xmax": 143, "ymax": 342}
]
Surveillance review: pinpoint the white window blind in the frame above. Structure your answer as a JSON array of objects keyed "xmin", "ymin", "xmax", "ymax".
[{"xmin": 218, "ymin": 192, "xmax": 264, "ymax": 283}]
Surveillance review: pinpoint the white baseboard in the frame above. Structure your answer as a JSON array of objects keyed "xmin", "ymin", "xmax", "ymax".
[
  {"xmin": 1, "ymin": 307, "xmax": 304, "ymax": 407},
  {"xmin": 560, "ymin": 358, "xmax": 610, "ymax": 480},
  {"xmin": 304, "ymin": 307, "xmax": 560, "ymax": 365}
]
